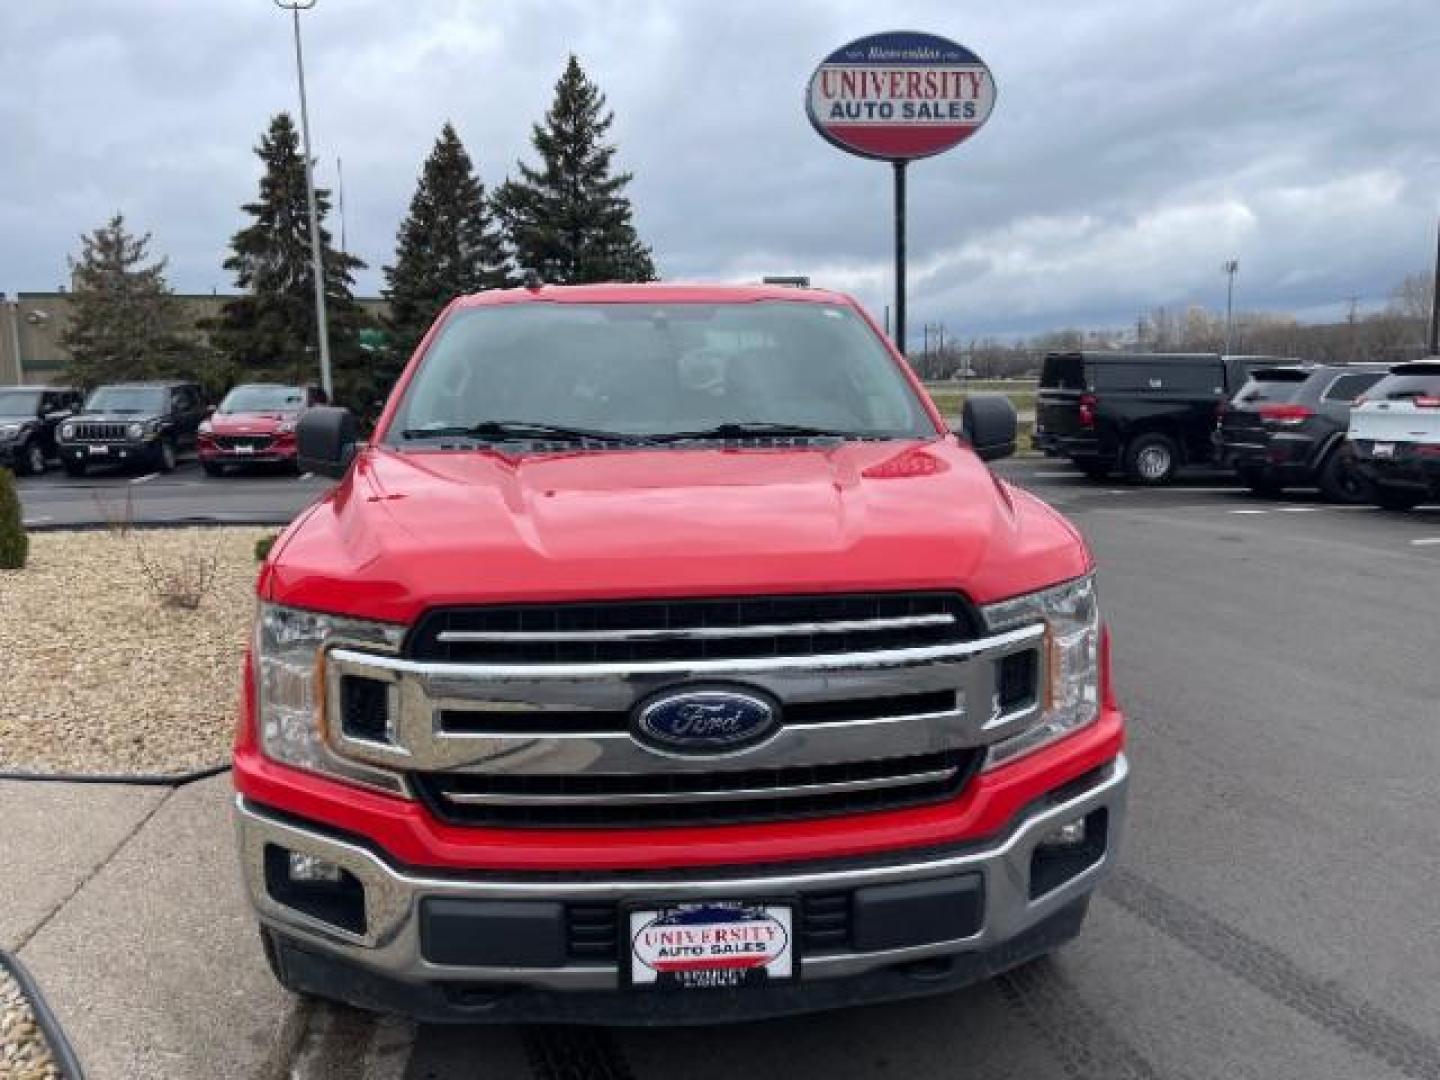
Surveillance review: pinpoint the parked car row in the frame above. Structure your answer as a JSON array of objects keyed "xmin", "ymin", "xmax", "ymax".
[
  {"xmin": 0, "ymin": 381, "xmax": 327, "ymax": 477},
  {"xmin": 1035, "ymin": 350, "xmax": 1439, "ymax": 510}
]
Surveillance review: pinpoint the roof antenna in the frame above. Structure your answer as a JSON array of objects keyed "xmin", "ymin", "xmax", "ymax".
[{"xmin": 522, "ymin": 268, "xmax": 544, "ymax": 291}]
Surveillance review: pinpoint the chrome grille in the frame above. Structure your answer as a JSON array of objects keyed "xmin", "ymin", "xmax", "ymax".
[
  {"xmin": 323, "ymin": 594, "xmax": 1047, "ymax": 830},
  {"xmin": 414, "ymin": 749, "xmax": 982, "ymax": 828},
  {"xmin": 405, "ymin": 593, "xmax": 977, "ymax": 664},
  {"xmin": 70, "ymin": 421, "xmax": 130, "ymax": 442}
]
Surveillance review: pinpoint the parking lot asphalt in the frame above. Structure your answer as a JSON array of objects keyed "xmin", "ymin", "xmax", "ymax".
[
  {"xmin": 12, "ymin": 457, "xmax": 331, "ymax": 528},
  {"xmin": 12, "ymin": 457, "xmax": 1440, "ymax": 1079}
]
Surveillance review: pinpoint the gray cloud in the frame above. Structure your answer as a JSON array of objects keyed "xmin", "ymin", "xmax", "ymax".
[{"xmin": 2, "ymin": 0, "xmax": 1436, "ymax": 341}]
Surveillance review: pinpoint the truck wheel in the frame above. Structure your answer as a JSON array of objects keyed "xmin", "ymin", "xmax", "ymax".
[
  {"xmin": 21, "ymin": 440, "xmax": 47, "ymax": 476},
  {"xmin": 1238, "ymin": 466, "xmax": 1284, "ymax": 498},
  {"xmin": 1124, "ymin": 433, "xmax": 1178, "ymax": 485},
  {"xmin": 63, "ymin": 460, "xmax": 86, "ymax": 478},
  {"xmin": 1074, "ymin": 457, "xmax": 1110, "ymax": 480},
  {"xmin": 156, "ymin": 439, "xmax": 177, "ymax": 473},
  {"xmin": 1373, "ymin": 485, "xmax": 1423, "ymax": 512},
  {"xmin": 1316, "ymin": 445, "xmax": 1372, "ymax": 504}
]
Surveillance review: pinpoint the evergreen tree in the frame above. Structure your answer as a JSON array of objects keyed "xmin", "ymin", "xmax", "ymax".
[
  {"xmin": 60, "ymin": 214, "xmax": 190, "ymax": 389},
  {"xmin": 384, "ymin": 122, "xmax": 510, "ymax": 369},
  {"xmin": 214, "ymin": 114, "xmax": 373, "ymax": 404},
  {"xmin": 494, "ymin": 56, "xmax": 656, "ymax": 284}
]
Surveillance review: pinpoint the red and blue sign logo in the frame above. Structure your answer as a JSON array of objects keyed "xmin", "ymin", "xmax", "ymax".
[{"xmin": 806, "ymin": 31, "xmax": 996, "ymax": 161}]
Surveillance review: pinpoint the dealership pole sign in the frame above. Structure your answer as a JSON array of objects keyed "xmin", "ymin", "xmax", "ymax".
[{"xmin": 806, "ymin": 31, "xmax": 995, "ymax": 353}]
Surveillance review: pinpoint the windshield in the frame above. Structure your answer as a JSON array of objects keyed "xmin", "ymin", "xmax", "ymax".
[
  {"xmin": 0, "ymin": 389, "xmax": 42, "ymax": 417},
  {"xmin": 1367, "ymin": 370, "xmax": 1440, "ymax": 402},
  {"xmin": 84, "ymin": 387, "xmax": 167, "ymax": 414},
  {"xmin": 385, "ymin": 302, "xmax": 934, "ymax": 444},
  {"xmin": 221, "ymin": 385, "xmax": 304, "ymax": 413}
]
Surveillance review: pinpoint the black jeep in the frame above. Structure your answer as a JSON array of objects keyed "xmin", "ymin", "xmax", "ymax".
[
  {"xmin": 1034, "ymin": 351, "xmax": 1281, "ymax": 484},
  {"xmin": 0, "ymin": 386, "xmax": 83, "ymax": 475},
  {"xmin": 57, "ymin": 381, "xmax": 208, "ymax": 477}
]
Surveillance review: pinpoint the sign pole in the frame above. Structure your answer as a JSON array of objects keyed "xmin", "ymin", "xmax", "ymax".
[{"xmin": 893, "ymin": 160, "xmax": 907, "ymax": 356}]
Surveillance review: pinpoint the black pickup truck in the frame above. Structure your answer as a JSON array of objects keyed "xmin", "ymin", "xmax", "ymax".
[{"xmin": 1034, "ymin": 352, "xmax": 1281, "ymax": 484}]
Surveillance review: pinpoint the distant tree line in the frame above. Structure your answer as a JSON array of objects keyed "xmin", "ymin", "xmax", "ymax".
[
  {"xmin": 910, "ymin": 275, "xmax": 1437, "ymax": 382},
  {"xmin": 59, "ymin": 55, "xmax": 653, "ymax": 405}
]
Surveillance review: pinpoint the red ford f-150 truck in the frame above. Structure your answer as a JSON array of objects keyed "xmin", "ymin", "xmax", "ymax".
[{"xmin": 233, "ymin": 283, "xmax": 1128, "ymax": 1024}]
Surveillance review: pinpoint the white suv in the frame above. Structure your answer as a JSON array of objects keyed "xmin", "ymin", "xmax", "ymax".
[{"xmin": 1348, "ymin": 360, "xmax": 1440, "ymax": 511}]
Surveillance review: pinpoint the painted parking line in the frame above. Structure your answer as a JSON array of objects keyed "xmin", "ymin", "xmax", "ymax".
[
  {"xmin": 1411, "ymin": 537, "xmax": 1440, "ymax": 546},
  {"xmin": 1035, "ymin": 471, "xmax": 1084, "ymax": 478},
  {"xmin": 1276, "ymin": 507, "xmax": 1322, "ymax": 513},
  {"xmin": 130, "ymin": 472, "xmax": 160, "ymax": 485},
  {"xmin": 1228, "ymin": 509, "xmax": 1269, "ymax": 515},
  {"xmin": 298, "ymin": 472, "xmax": 314, "ymax": 482},
  {"xmin": 21, "ymin": 516, "xmax": 53, "ymax": 525}
]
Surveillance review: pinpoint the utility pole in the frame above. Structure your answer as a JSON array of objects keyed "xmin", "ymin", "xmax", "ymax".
[
  {"xmin": 1429, "ymin": 216, "xmax": 1440, "ymax": 356},
  {"xmin": 1222, "ymin": 260, "xmax": 1239, "ymax": 355},
  {"xmin": 276, "ymin": 0, "xmax": 333, "ymax": 400}
]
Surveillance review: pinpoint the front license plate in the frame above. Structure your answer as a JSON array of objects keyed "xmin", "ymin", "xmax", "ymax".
[
  {"xmin": 1373, "ymin": 442, "xmax": 1395, "ymax": 458},
  {"xmin": 629, "ymin": 902, "xmax": 794, "ymax": 990},
  {"xmin": 87, "ymin": 445, "xmax": 109, "ymax": 456},
  {"xmin": 233, "ymin": 444, "xmax": 255, "ymax": 454}
]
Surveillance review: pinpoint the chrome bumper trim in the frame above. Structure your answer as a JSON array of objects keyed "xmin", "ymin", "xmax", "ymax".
[{"xmin": 235, "ymin": 753, "xmax": 1127, "ymax": 992}]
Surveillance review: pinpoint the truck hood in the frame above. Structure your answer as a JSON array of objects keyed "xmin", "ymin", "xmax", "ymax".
[{"xmin": 265, "ymin": 440, "xmax": 1090, "ymax": 623}]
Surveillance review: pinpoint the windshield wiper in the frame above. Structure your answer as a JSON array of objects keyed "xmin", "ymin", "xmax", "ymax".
[
  {"xmin": 646, "ymin": 421, "xmax": 856, "ymax": 443},
  {"xmin": 401, "ymin": 420, "xmax": 644, "ymax": 445}
]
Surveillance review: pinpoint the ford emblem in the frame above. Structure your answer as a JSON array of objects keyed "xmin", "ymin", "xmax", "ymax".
[{"xmin": 634, "ymin": 688, "xmax": 779, "ymax": 754}]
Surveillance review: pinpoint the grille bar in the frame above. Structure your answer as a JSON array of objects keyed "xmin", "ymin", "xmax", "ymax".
[
  {"xmin": 437, "ymin": 766, "xmax": 959, "ymax": 807},
  {"xmin": 71, "ymin": 422, "xmax": 130, "ymax": 442},
  {"xmin": 435, "ymin": 613, "xmax": 957, "ymax": 645}
]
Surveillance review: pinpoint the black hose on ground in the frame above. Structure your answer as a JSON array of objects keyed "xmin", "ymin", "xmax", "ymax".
[
  {"xmin": 0, "ymin": 763, "xmax": 230, "ymax": 787},
  {"xmin": 1, "ymin": 948, "xmax": 87, "ymax": 1080}
]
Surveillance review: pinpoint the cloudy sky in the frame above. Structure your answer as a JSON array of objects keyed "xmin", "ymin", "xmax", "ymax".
[{"xmin": 2, "ymin": 0, "xmax": 1437, "ymax": 343}]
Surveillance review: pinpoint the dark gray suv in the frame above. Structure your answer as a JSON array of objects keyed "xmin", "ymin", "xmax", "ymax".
[{"xmin": 1216, "ymin": 363, "xmax": 1389, "ymax": 502}]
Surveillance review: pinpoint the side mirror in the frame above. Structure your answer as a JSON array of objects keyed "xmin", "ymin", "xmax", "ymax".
[
  {"xmin": 297, "ymin": 406, "xmax": 358, "ymax": 479},
  {"xmin": 960, "ymin": 393, "xmax": 1018, "ymax": 462}
]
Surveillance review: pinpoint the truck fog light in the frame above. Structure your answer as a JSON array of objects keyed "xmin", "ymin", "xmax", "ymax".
[
  {"xmin": 288, "ymin": 852, "xmax": 344, "ymax": 883},
  {"xmin": 1038, "ymin": 817, "xmax": 1087, "ymax": 848}
]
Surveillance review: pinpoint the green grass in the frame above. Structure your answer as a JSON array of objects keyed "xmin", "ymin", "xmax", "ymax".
[{"xmin": 923, "ymin": 381, "xmax": 1037, "ymax": 418}]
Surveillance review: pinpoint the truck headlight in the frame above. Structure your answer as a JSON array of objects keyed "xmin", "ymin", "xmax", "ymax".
[
  {"xmin": 60, "ymin": 423, "xmax": 76, "ymax": 440},
  {"xmin": 980, "ymin": 575, "xmax": 1101, "ymax": 769},
  {"xmin": 0, "ymin": 423, "xmax": 20, "ymax": 439},
  {"xmin": 127, "ymin": 422, "xmax": 146, "ymax": 439},
  {"xmin": 255, "ymin": 602, "xmax": 409, "ymax": 794}
]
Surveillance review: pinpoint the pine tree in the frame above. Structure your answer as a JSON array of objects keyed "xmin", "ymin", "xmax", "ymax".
[
  {"xmin": 494, "ymin": 56, "xmax": 656, "ymax": 285},
  {"xmin": 214, "ymin": 114, "xmax": 373, "ymax": 404},
  {"xmin": 384, "ymin": 123, "xmax": 510, "ymax": 369},
  {"xmin": 60, "ymin": 214, "xmax": 190, "ymax": 389}
]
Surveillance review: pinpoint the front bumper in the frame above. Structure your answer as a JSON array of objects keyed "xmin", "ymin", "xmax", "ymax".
[
  {"xmin": 235, "ymin": 753, "xmax": 1127, "ymax": 1023},
  {"xmin": 58, "ymin": 440, "xmax": 156, "ymax": 467},
  {"xmin": 199, "ymin": 438, "xmax": 297, "ymax": 465}
]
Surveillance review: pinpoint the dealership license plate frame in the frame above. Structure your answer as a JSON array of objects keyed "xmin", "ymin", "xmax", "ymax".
[
  {"xmin": 1372, "ymin": 442, "xmax": 1395, "ymax": 458},
  {"xmin": 87, "ymin": 445, "xmax": 109, "ymax": 456},
  {"xmin": 625, "ymin": 899, "xmax": 800, "ymax": 992}
]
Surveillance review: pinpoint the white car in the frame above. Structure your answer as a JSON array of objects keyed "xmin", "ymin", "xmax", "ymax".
[{"xmin": 1348, "ymin": 360, "xmax": 1440, "ymax": 511}]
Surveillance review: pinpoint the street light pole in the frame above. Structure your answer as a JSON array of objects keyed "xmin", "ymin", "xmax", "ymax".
[
  {"xmin": 277, "ymin": 0, "xmax": 333, "ymax": 400},
  {"xmin": 1222, "ymin": 259, "xmax": 1239, "ymax": 355}
]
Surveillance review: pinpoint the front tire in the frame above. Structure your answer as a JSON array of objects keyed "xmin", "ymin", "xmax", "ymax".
[
  {"xmin": 156, "ymin": 439, "xmax": 177, "ymax": 473},
  {"xmin": 1374, "ymin": 484, "xmax": 1423, "ymax": 512},
  {"xmin": 1316, "ymin": 445, "xmax": 1372, "ymax": 504},
  {"xmin": 21, "ymin": 440, "xmax": 47, "ymax": 476},
  {"xmin": 1124, "ymin": 433, "xmax": 1179, "ymax": 485}
]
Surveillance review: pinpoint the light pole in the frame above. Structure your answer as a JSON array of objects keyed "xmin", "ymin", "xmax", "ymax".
[
  {"xmin": 276, "ymin": 0, "xmax": 333, "ymax": 400},
  {"xmin": 1222, "ymin": 259, "xmax": 1239, "ymax": 355}
]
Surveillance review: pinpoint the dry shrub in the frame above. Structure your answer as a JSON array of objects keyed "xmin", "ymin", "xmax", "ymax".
[
  {"xmin": 93, "ymin": 485, "xmax": 136, "ymax": 538},
  {"xmin": 133, "ymin": 535, "xmax": 220, "ymax": 610}
]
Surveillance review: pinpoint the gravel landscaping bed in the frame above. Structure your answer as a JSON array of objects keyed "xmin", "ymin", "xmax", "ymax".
[
  {"xmin": 1, "ymin": 966, "xmax": 63, "ymax": 1079},
  {"xmin": 0, "ymin": 527, "xmax": 269, "ymax": 776}
]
